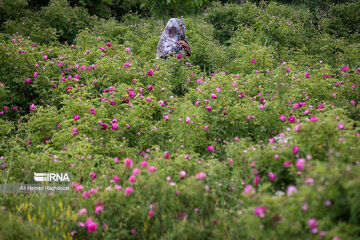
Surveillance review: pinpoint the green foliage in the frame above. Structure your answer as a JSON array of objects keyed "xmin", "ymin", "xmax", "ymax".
[
  {"xmin": 2, "ymin": 0, "xmax": 95, "ymax": 44},
  {"xmin": 40, "ymin": 0, "xmax": 95, "ymax": 43},
  {"xmin": 254, "ymin": 2, "xmax": 307, "ymax": 61},
  {"xmin": 3, "ymin": 16, "xmax": 59, "ymax": 44},
  {"xmin": 325, "ymin": 2, "xmax": 360, "ymax": 41},
  {"xmin": 1, "ymin": 1, "xmax": 360, "ymax": 239},
  {"xmin": 0, "ymin": 0, "xmax": 30, "ymax": 30},
  {"xmin": 141, "ymin": 0, "xmax": 207, "ymax": 24},
  {"xmin": 205, "ymin": 1, "xmax": 258, "ymax": 44}
]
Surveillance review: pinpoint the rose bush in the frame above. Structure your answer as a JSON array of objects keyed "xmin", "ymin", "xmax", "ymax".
[{"xmin": 0, "ymin": 1, "xmax": 359, "ymax": 239}]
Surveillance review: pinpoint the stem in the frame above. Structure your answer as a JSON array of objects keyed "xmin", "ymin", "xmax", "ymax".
[{"xmin": 277, "ymin": 45, "xmax": 281, "ymax": 63}]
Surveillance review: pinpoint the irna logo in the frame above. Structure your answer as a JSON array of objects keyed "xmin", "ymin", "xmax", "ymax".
[{"xmin": 34, "ymin": 172, "xmax": 70, "ymax": 182}]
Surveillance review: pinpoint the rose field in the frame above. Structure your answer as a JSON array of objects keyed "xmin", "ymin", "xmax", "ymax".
[{"xmin": 0, "ymin": 0, "xmax": 360, "ymax": 239}]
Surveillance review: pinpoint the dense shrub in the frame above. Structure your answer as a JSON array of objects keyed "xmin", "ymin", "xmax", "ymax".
[
  {"xmin": 0, "ymin": 0, "xmax": 30, "ymax": 30},
  {"xmin": 2, "ymin": 0, "xmax": 96, "ymax": 44},
  {"xmin": 325, "ymin": 2, "xmax": 360, "ymax": 41},
  {"xmin": 0, "ymin": 1, "xmax": 360, "ymax": 239},
  {"xmin": 205, "ymin": 2, "xmax": 258, "ymax": 44},
  {"xmin": 40, "ymin": 0, "xmax": 95, "ymax": 43}
]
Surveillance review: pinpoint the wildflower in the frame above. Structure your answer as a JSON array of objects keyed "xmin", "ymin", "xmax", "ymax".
[
  {"xmin": 89, "ymin": 172, "xmax": 97, "ymax": 179},
  {"xmin": 177, "ymin": 54, "xmax": 182, "ymax": 59},
  {"xmin": 148, "ymin": 166, "xmax": 157, "ymax": 173},
  {"xmin": 95, "ymin": 206, "xmax": 103, "ymax": 215},
  {"xmin": 296, "ymin": 158, "xmax": 305, "ymax": 170},
  {"xmin": 305, "ymin": 72, "xmax": 310, "ymax": 78},
  {"xmin": 254, "ymin": 206, "xmax": 266, "ymax": 218},
  {"xmin": 179, "ymin": 170, "xmax": 186, "ymax": 178},
  {"xmin": 124, "ymin": 158, "xmax": 133, "ymax": 168},
  {"xmin": 206, "ymin": 105, "xmax": 212, "ymax": 111},
  {"xmin": 72, "ymin": 128, "xmax": 79, "ymax": 135},
  {"xmin": 243, "ymin": 185, "xmax": 256, "ymax": 195},
  {"xmin": 268, "ymin": 172, "xmax": 276, "ymax": 181},
  {"xmin": 211, "ymin": 93, "xmax": 217, "ymax": 99},
  {"xmin": 140, "ymin": 161, "xmax": 148, "ymax": 167},
  {"xmin": 128, "ymin": 91, "xmax": 135, "ymax": 98},
  {"xmin": 287, "ymin": 186, "xmax": 298, "ymax": 195},
  {"xmin": 111, "ymin": 124, "xmax": 118, "ymax": 130},
  {"xmin": 163, "ymin": 152, "xmax": 170, "ymax": 159},
  {"xmin": 308, "ymin": 219, "xmax": 318, "ymax": 229},
  {"xmin": 295, "ymin": 124, "xmax": 301, "ymax": 132},
  {"xmin": 283, "ymin": 161, "xmax": 292, "ymax": 168},
  {"xmin": 73, "ymin": 114, "xmax": 80, "ymax": 120},
  {"xmin": 132, "ymin": 168, "xmax": 140, "ymax": 176},
  {"xmin": 147, "ymin": 69, "xmax": 153, "ymax": 76},
  {"xmin": 129, "ymin": 175, "xmax": 136, "ymax": 183},
  {"xmin": 90, "ymin": 108, "xmax": 96, "ymax": 115},
  {"xmin": 254, "ymin": 176, "xmax": 260, "ymax": 185},
  {"xmin": 109, "ymin": 99, "xmax": 116, "ymax": 105},
  {"xmin": 238, "ymin": 92, "xmax": 245, "ymax": 98},
  {"xmin": 25, "ymin": 78, "xmax": 32, "ymax": 84},
  {"xmin": 101, "ymin": 123, "xmax": 108, "ymax": 130},
  {"xmin": 337, "ymin": 123, "xmax": 344, "ymax": 130},
  {"xmin": 302, "ymin": 174, "xmax": 313, "ymax": 184},
  {"xmin": 0, "ymin": 161, "xmax": 6, "ymax": 169},
  {"xmin": 78, "ymin": 208, "xmax": 87, "ymax": 215},
  {"xmin": 251, "ymin": 59, "xmax": 256, "ymax": 64},
  {"xmin": 280, "ymin": 115, "xmax": 286, "ymax": 121},
  {"xmin": 86, "ymin": 219, "xmax": 98, "ymax": 233},
  {"xmin": 113, "ymin": 175, "xmax": 120, "ymax": 183},
  {"xmin": 149, "ymin": 210, "xmax": 154, "ymax": 218},
  {"xmin": 195, "ymin": 172, "xmax": 206, "ymax": 179},
  {"xmin": 310, "ymin": 116, "xmax": 318, "ymax": 122},
  {"xmin": 288, "ymin": 116, "xmax": 296, "ymax": 123},
  {"xmin": 125, "ymin": 187, "xmax": 133, "ymax": 195},
  {"xmin": 342, "ymin": 66, "xmax": 348, "ymax": 72},
  {"xmin": 207, "ymin": 145, "xmax": 214, "ymax": 152},
  {"xmin": 164, "ymin": 115, "xmax": 169, "ymax": 121},
  {"xmin": 30, "ymin": 104, "xmax": 36, "ymax": 111}
]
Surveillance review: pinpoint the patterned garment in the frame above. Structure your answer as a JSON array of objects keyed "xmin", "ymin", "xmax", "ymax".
[{"xmin": 156, "ymin": 18, "xmax": 191, "ymax": 59}]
